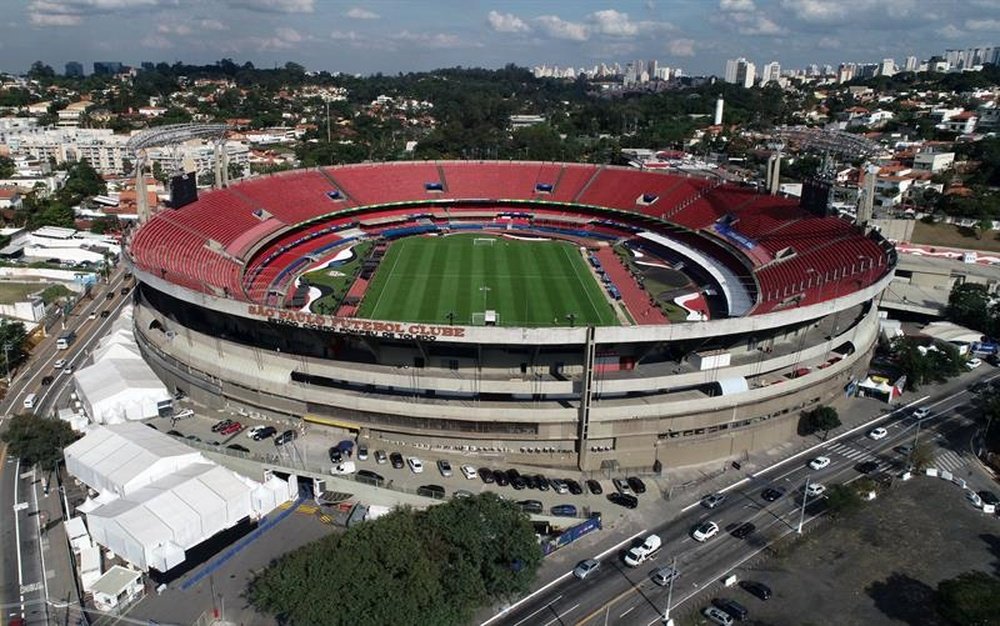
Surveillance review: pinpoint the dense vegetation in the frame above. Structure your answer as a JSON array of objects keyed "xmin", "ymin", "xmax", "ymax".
[
  {"xmin": 248, "ymin": 493, "xmax": 542, "ymax": 626},
  {"xmin": 945, "ymin": 283, "xmax": 1000, "ymax": 338},
  {"xmin": 936, "ymin": 570, "xmax": 1000, "ymax": 625},
  {"xmin": 1, "ymin": 413, "xmax": 78, "ymax": 471},
  {"xmin": 889, "ymin": 336, "xmax": 967, "ymax": 391},
  {"xmin": 16, "ymin": 159, "xmax": 106, "ymax": 229}
]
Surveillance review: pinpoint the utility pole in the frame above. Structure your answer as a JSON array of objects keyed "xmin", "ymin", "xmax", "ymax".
[
  {"xmin": 797, "ymin": 473, "xmax": 811, "ymax": 534},
  {"xmin": 3, "ymin": 342, "xmax": 11, "ymax": 384}
]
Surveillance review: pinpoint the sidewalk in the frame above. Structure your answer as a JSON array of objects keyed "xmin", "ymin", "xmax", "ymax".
[
  {"xmin": 37, "ymin": 468, "xmax": 85, "ymax": 625},
  {"xmin": 476, "ymin": 367, "xmax": 994, "ymax": 623}
]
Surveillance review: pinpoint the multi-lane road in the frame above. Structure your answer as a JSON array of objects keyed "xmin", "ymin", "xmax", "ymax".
[
  {"xmin": 493, "ymin": 372, "xmax": 996, "ymax": 626},
  {"xmin": 1, "ymin": 265, "xmax": 133, "ymax": 625}
]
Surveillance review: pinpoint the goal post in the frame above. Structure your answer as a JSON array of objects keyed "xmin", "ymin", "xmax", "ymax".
[
  {"xmin": 473, "ymin": 237, "xmax": 496, "ymax": 247},
  {"xmin": 471, "ymin": 311, "xmax": 500, "ymax": 326}
]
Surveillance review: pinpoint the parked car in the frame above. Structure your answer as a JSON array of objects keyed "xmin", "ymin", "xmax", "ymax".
[
  {"xmin": 550, "ymin": 478, "xmax": 569, "ymax": 494},
  {"xmin": 626, "ymin": 476, "xmax": 647, "ymax": 494},
  {"xmin": 978, "ymin": 491, "xmax": 999, "ymax": 507},
  {"xmin": 703, "ymin": 606, "xmax": 735, "ymax": 626},
  {"xmin": 701, "ymin": 493, "xmax": 727, "ymax": 509},
  {"xmin": 808, "ymin": 456, "xmax": 831, "ymax": 470},
  {"xmin": 608, "ymin": 492, "xmax": 638, "ymax": 509},
  {"xmin": 374, "ymin": 449, "xmax": 388, "ymax": 464},
  {"xmin": 651, "ymin": 566, "xmax": 680, "ymax": 586},
  {"xmin": 731, "ymin": 522, "xmax": 756, "ymax": 539},
  {"xmin": 967, "ymin": 357, "xmax": 983, "ymax": 369},
  {"xmin": 355, "ymin": 469, "xmax": 385, "ymax": 487},
  {"xmin": 533, "ymin": 474, "xmax": 549, "ymax": 491},
  {"xmin": 967, "ymin": 490, "xmax": 984, "ymax": 508},
  {"xmin": 437, "ymin": 459, "xmax": 453, "ymax": 477},
  {"xmin": 357, "ymin": 445, "xmax": 369, "ymax": 461},
  {"xmin": 226, "ymin": 444, "xmax": 250, "ymax": 453},
  {"xmin": 692, "ymin": 521, "xmax": 720, "ymax": 542},
  {"xmin": 494, "ymin": 470, "xmax": 510, "ymax": 487},
  {"xmin": 586, "ymin": 479, "xmax": 603, "ymax": 495},
  {"xmin": 510, "ymin": 472, "xmax": 526, "ymax": 490},
  {"xmin": 868, "ymin": 426, "xmax": 888, "ymax": 440},
  {"xmin": 573, "ymin": 559, "xmax": 600, "ymax": 580},
  {"xmin": 613, "ymin": 478, "xmax": 632, "ymax": 495},
  {"xmin": 551, "ymin": 504, "xmax": 577, "ymax": 517},
  {"xmin": 478, "ymin": 467, "xmax": 495, "ymax": 483},
  {"xmin": 389, "ymin": 452, "xmax": 405, "ymax": 469},
  {"xmin": 274, "ymin": 430, "xmax": 297, "ymax": 446},
  {"xmin": 245, "ymin": 425, "xmax": 265, "ymax": 438},
  {"xmin": 330, "ymin": 461, "xmax": 357, "ymax": 475},
  {"xmin": 407, "ymin": 457, "xmax": 425, "ymax": 474},
  {"xmin": 251, "ymin": 426, "xmax": 276, "ymax": 441},
  {"xmin": 739, "ymin": 580, "xmax": 772, "ymax": 601},
  {"xmin": 712, "ymin": 598, "xmax": 749, "ymax": 622},
  {"xmin": 417, "ymin": 484, "xmax": 445, "ymax": 499},
  {"xmin": 565, "ymin": 478, "xmax": 583, "ymax": 495},
  {"xmin": 220, "ymin": 421, "xmax": 242, "ymax": 436},
  {"xmin": 453, "ymin": 489, "xmax": 473, "ymax": 498},
  {"xmin": 328, "ymin": 447, "xmax": 344, "ymax": 463},
  {"xmin": 517, "ymin": 500, "xmax": 543, "ymax": 514},
  {"xmin": 461, "ymin": 464, "xmax": 478, "ymax": 480},
  {"xmin": 212, "ymin": 419, "xmax": 233, "ymax": 433}
]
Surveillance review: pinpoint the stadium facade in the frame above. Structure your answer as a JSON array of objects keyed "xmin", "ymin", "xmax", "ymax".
[{"xmin": 126, "ymin": 161, "xmax": 896, "ymax": 471}]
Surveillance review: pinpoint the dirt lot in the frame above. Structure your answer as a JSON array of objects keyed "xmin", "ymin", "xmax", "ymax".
[
  {"xmin": 910, "ymin": 221, "xmax": 1000, "ymax": 253},
  {"xmin": 713, "ymin": 477, "xmax": 1000, "ymax": 626}
]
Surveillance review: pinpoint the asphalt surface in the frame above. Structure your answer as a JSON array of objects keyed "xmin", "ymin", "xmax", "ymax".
[
  {"xmin": 492, "ymin": 369, "xmax": 999, "ymax": 626},
  {"xmin": 0, "ymin": 265, "xmax": 133, "ymax": 625}
]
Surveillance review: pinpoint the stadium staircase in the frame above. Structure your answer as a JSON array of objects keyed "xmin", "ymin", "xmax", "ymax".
[
  {"xmin": 319, "ymin": 169, "xmax": 357, "ymax": 204},
  {"xmin": 436, "ymin": 164, "xmax": 450, "ymax": 193},
  {"xmin": 572, "ymin": 165, "xmax": 606, "ymax": 203}
]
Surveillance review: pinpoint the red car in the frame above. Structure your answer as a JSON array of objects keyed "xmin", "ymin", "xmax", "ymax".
[{"xmin": 220, "ymin": 421, "xmax": 243, "ymax": 436}]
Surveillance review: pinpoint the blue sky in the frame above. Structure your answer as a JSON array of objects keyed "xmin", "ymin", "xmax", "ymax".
[{"xmin": 2, "ymin": 0, "xmax": 999, "ymax": 76}]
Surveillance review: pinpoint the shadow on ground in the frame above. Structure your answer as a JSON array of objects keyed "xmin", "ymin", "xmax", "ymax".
[{"xmin": 866, "ymin": 572, "xmax": 945, "ymax": 626}]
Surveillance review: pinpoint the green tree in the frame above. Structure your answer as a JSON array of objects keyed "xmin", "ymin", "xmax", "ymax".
[
  {"xmin": 0, "ymin": 155, "xmax": 14, "ymax": 178},
  {"xmin": 800, "ymin": 406, "xmax": 842, "ymax": 438},
  {"xmin": 891, "ymin": 337, "xmax": 967, "ymax": 391},
  {"xmin": 937, "ymin": 571, "xmax": 1000, "ymax": 625},
  {"xmin": 1, "ymin": 413, "xmax": 78, "ymax": 471},
  {"xmin": 0, "ymin": 319, "xmax": 28, "ymax": 375},
  {"xmin": 27, "ymin": 61, "xmax": 56, "ymax": 81},
  {"xmin": 248, "ymin": 493, "xmax": 541, "ymax": 626},
  {"xmin": 824, "ymin": 483, "xmax": 863, "ymax": 517},
  {"xmin": 947, "ymin": 283, "xmax": 999, "ymax": 337}
]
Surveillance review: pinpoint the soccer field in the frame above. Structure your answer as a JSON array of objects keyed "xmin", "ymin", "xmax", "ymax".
[{"xmin": 356, "ymin": 234, "xmax": 619, "ymax": 327}]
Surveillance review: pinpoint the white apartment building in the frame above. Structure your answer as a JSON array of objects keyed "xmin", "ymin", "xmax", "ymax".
[
  {"xmin": 913, "ymin": 151, "xmax": 955, "ymax": 173},
  {"xmin": 724, "ymin": 58, "xmax": 756, "ymax": 88}
]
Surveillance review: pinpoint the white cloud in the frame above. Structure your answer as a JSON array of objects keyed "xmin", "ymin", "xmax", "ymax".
[
  {"xmin": 534, "ymin": 15, "xmax": 589, "ymax": 41},
  {"xmin": 779, "ymin": 0, "xmax": 855, "ymax": 23},
  {"xmin": 390, "ymin": 30, "xmax": 477, "ymax": 49},
  {"xmin": 589, "ymin": 9, "xmax": 638, "ymax": 37},
  {"xmin": 965, "ymin": 18, "xmax": 1000, "ymax": 31},
  {"xmin": 255, "ymin": 26, "xmax": 308, "ymax": 50},
  {"xmin": 198, "ymin": 19, "xmax": 227, "ymax": 31},
  {"xmin": 666, "ymin": 38, "xmax": 695, "ymax": 57},
  {"xmin": 28, "ymin": 0, "xmax": 163, "ymax": 27},
  {"xmin": 345, "ymin": 6, "xmax": 379, "ymax": 20},
  {"xmin": 157, "ymin": 22, "xmax": 191, "ymax": 36},
  {"xmin": 817, "ymin": 36, "xmax": 840, "ymax": 48},
  {"xmin": 936, "ymin": 23, "xmax": 966, "ymax": 39},
  {"xmin": 719, "ymin": 0, "xmax": 756, "ymax": 12},
  {"xmin": 730, "ymin": 12, "xmax": 786, "ymax": 35},
  {"xmin": 228, "ymin": 0, "xmax": 314, "ymax": 14},
  {"xmin": 487, "ymin": 10, "xmax": 530, "ymax": 33},
  {"xmin": 141, "ymin": 34, "xmax": 174, "ymax": 49}
]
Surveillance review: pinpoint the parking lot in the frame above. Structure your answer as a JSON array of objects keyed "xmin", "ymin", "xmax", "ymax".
[{"xmin": 702, "ymin": 477, "xmax": 1000, "ymax": 626}]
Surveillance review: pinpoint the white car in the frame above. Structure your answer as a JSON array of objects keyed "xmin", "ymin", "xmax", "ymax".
[
  {"xmin": 53, "ymin": 359, "xmax": 66, "ymax": 369},
  {"xmin": 967, "ymin": 357, "xmax": 983, "ymax": 370},
  {"xmin": 692, "ymin": 521, "xmax": 719, "ymax": 542},
  {"xmin": 967, "ymin": 490, "xmax": 983, "ymax": 508},
  {"xmin": 436, "ymin": 459, "xmax": 453, "ymax": 477},
  {"xmin": 868, "ymin": 427, "xmax": 888, "ymax": 441},
  {"xmin": 623, "ymin": 534, "xmax": 661, "ymax": 567},
  {"xmin": 805, "ymin": 482, "xmax": 826, "ymax": 498},
  {"xmin": 407, "ymin": 457, "xmax": 424, "ymax": 474},
  {"xmin": 912, "ymin": 407, "xmax": 931, "ymax": 420},
  {"xmin": 460, "ymin": 464, "xmax": 478, "ymax": 480},
  {"xmin": 808, "ymin": 456, "xmax": 831, "ymax": 470},
  {"xmin": 246, "ymin": 426, "xmax": 266, "ymax": 439},
  {"xmin": 330, "ymin": 461, "xmax": 357, "ymax": 475}
]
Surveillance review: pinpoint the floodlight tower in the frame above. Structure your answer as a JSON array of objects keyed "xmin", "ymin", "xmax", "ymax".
[{"xmin": 126, "ymin": 123, "xmax": 229, "ymax": 223}]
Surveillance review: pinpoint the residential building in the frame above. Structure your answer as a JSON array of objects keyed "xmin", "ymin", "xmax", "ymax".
[
  {"xmin": 724, "ymin": 58, "xmax": 756, "ymax": 88},
  {"xmin": 0, "ymin": 188, "xmax": 22, "ymax": 210},
  {"xmin": 913, "ymin": 151, "xmax": 955, "ymax": 173},
  {"xmin": 65, "ymin": 62, "xmax": 84, "ymax": 78},
  {"xmin": 92, "ymin": 61, "xmax": 123, "ymax": 76},
  {"xmin": 761, "ymin": 61, "xmax": 781, "ymax": 85}
]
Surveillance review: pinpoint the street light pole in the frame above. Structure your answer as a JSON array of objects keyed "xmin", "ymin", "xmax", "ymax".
[
  {"xmin": 662, "ymin": 556, "xmax": 678, "ymax": 625},
  {"xmin": 797, "ymin": 473, "xmax": 811, "ymax": 534},
  {"xmin": 3, "ymin": 342, "xmax": 11, "ymax": 384}
]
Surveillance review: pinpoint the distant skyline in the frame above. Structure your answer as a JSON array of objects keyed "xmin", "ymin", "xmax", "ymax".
[{"xmin": 2, "ymin": 0, "xmax": 999, "ymax": 76}]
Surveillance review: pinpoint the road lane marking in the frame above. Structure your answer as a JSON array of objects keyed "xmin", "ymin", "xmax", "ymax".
[
  {"xmin": 542, "ymin": 602, "xmax": 579, "ymax": 626},
  {"xmin": 620, "ymin": 606, "xmax": 635, "ymax": 618},
  {"xmin": 511, "ymin": 594, "xmax": 562, "ymax": 626}
]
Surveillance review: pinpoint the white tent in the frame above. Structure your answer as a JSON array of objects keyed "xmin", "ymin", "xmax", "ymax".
[
  {"xmin": 64, "ymin": 423, "xmax": 202, "ymax": 498},
  {"xmin": 72, "ymin": 305, "xmax": 173, "ymax": 424}
]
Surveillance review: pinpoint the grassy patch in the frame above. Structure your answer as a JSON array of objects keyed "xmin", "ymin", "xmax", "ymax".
[
  {"xmin": 911, "ymin": 221, "xmax": 1000, "ymax": 253},
  {"xmin": 0, "ymin": 282, "xmax": 49, "ymax": 304},
  {"xmin": 357, "ymin": 234, "xmax": 618, "ymax": 327}
]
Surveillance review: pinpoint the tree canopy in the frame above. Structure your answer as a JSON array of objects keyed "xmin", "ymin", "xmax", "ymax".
[
  {"xmin": 936, "ymin": 570, "xmax": 1000, "ymax": 625},
  {"xmin": 800, "ymin": 405, "xmax": 842, "ymax": 438},
  {"xmin": 1, "ymin": 413, "xmax": 78, "ymax": 471},
  {"xmin": 890, "ymin": 337, "xmax": 966, "ymax": 391},
  {"xmin": 946, "ymin": 283, "xmax": 1000, "ymax": 338},
  {"xmin": 248, "ymin": 493, "xmax": 543, "ymax": 626}
]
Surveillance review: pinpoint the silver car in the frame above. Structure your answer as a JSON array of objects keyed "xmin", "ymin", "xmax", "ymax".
[
  {"xmin": 651, "ymin": 566, "xmax": 680, "ymax": 586},
  {"xmin": 573, "ymin": 559, "xmax": 600, "ymax": 580}
]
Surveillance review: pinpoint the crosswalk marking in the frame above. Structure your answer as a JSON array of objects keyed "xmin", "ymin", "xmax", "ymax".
[{"xmin": 934, "ymin": 450, "xmax": 967, "ymax": 473}]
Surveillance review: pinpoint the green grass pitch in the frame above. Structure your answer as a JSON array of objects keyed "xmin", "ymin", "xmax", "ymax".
[{"xmin": 356, "ymin": 234, "xmax": 619, "ymax": 327}]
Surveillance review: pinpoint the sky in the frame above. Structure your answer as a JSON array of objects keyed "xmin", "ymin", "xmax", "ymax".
[{"xmin": 2, "ymin": 0, "xmax": 999, "ymax": 76}]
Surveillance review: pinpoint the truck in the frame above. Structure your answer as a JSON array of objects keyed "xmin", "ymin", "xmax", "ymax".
[
  {"xmin": 56, "ymin": 331, "xmax": 76, "ymax": 350},
  {"xmin": 623, "ymin": 534, "xmax": 662, "ymax": 567}
]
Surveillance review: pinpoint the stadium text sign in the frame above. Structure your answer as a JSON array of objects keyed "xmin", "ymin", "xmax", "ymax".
[{"xmin": 246, "ymin": 305, "xmax": 467, "ymax": 340}]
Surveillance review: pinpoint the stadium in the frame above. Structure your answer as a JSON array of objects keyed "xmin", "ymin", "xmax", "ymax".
[{"xmin": 125, "ymin": 161, "xmax": 896, "ymax": 471}]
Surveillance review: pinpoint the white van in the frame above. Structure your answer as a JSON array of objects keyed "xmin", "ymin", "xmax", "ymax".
[{"xmin": 23, "ymin": 393, "xmax": 37, "ymax": 410}]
